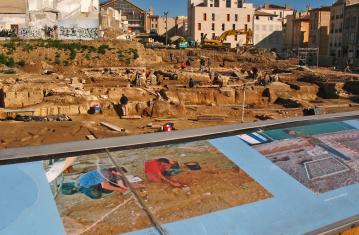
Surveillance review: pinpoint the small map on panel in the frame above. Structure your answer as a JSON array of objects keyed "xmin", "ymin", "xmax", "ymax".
[{"xmin": 252, "ymin": 121, "xmax": 359, "ymax": 194}]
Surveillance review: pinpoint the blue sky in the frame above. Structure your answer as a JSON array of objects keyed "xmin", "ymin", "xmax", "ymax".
[{"xmin": 101, "ymin": 0, "xmax": 334, "ymax": 16}]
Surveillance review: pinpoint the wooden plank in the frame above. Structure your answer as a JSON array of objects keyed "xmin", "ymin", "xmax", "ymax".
[
  {"xmin": 100, "ymin": 122, "xmax": 125, "ymax": 132},
  {"xmin": 197, "ymin": 85, "xmax": 220, "ymax": 88},
  {"xmin": 197, "ymin": 115, "xmax": 226, "ymax": 121},
  {"xmin": 121, "ymin": 115, "xmax": 142, "ymax": 119},
  {"xmin": 155, "ymin": 118, "xmax": 178, "ymax": 121},
  {"xmin": 86, "ymin": 135, "xmax": 96, "ymax": 140}
]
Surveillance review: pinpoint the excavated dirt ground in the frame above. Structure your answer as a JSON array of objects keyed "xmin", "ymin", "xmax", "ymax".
[
  {"xmin": 0, "ymin": 39, "xmax": 358, "ymax": 148},
  {"xmin": 54, "ymin": 141, "xmax": 271, "ymax": 235}
]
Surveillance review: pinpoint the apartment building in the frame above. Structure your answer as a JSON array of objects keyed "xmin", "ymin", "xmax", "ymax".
[
  {"xmin": 260, "ymin": 4, "xmax": 293, "ymax": 24},
  {"xmin": 188, "ymin": 0, "xmax": 254, "ymax": 48},
  {"xmin": 284, "ymin": 11, "xmax": 310, "ymax": 49},
  {"xmin": 100, "ymin": 7, "xmax": 128, "ymax": 36},
  {"xmin": 175, "ymin": 16, "xmax": 189, "ymax": 37},
  {"xmin": 342, "ymin": 2, "xmax": 359, "ymax": 62},
  {"xmin": 146, "ymin": 10, "xmax": 176, "ymax": 36},
  {"xmin": 329, "ymin": 0, "xmax": 346, "ymax": 57},
  {"xmin": 253, "ymin": 4, "xmax": 293, "ymax": 50},
  {"xmin": 101, "ymin": 0, "xmax": 146, "ymax": 33},
  {"xmin": 253, "ymin": 11, "xmax": 282, "ymax": 49},
  {"xmin": 308, "ymin": 6, "xmax": 331, "ymax": 55}
]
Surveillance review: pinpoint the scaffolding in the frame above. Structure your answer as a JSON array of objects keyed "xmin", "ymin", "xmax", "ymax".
[{"xmin": 297, "ymin": 48, "xmax": 319, "ymax": 67}]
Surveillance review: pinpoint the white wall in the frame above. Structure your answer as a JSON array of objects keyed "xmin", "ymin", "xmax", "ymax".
[
  {"xmin": 254, "ymin": 15, "xmax": 283, "ymax": 49},
  {"xmin": 0, "ymin": 14, "xmax": 26, "ymax": 29},
  {"xmin": 56, "ymin": 0, "xmax": 99, "ymax": 19},
  {"xmin": 28, "ymin": 0, "xmax": 55, "ymax": 11}
]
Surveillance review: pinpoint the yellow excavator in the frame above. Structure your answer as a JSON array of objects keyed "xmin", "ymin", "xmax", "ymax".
[{"xmin": 201, "ymin": 29, "xmax": 253, "ymax": 50}]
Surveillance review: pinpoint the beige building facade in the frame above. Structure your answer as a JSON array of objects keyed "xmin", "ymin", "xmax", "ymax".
[
  {"xmin": 308, "ymin": 7, "xmax": 331, "ymax": 55},
  {"xmin": 146, "ymin": 14, "xmax": 188, "ymax": 37},
  {"xmin": 284, "ymin": 11, "xmax": 310, "ymax": 49},
  {"xmin": 188, "ymin": 0, "xmax": 254, "ymax": 48},
  {"xmin": 101, "ymin": 0, "xmax": 146, "ymax": 33},
  {"xmin": 100, "ymin": 7, "xmax": 128, "ymax": 36},
  {"xmin": 147, "ymin": 13, "xmax": 176, "ymax": 36}
]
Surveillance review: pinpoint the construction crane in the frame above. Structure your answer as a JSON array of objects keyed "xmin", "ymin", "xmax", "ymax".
[{"xmin": 201, "ymin": 29, "xmax": 253, "ymax": 50}]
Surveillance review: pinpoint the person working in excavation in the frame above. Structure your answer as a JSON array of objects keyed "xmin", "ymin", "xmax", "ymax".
[
  {"xmin": 120, "ymin": 94, "xmax": 128, "ymax": 116},
  {"xmin": 144, "ymin": 158, "xmax": 182, "ymax": 187},
  {"xmin": 77, "ymin": 167, "xmax": 128, "ymax": 199}
]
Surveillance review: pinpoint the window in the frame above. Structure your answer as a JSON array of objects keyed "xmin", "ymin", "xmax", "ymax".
[
  {"xmin": 212, "ymin": 33, "xmax": 216, "ymax": 39},
  {"xmin": 198, "ymin": 23, "xmax": 201, "ymax": 31},
  {"xmin": 280, "ymin": 12, "xmax": 282, "ymax": 18},
  {"xmin": 222, "ymin": 24, "xmax": 225, "ymax": 31},
  {"xmin": 351, "ymin": 16, "xmax": 357, "ymax": 28},
  {"xmin": 247, "ymin": 15, "xmax": 251, "ymax": 22},
  {"xmin": 256, "ymin": 16, "xmax": 259, "ymax": 20},
  {"xmin": 312, "ymin": 35, "xmax": 316, "ymax": 44},
  {"xmin": 269, "ymin": 16, "xmax": 273, "ymax": 21},
  {"xmin": 235, "ymin": 35, "xmax": 238, "ymax": 41},
  {"xmin": 237, "ymin": 0, "xmax": 242, "ymax": 8},
  {"xmin": 212, "ymin": 13, "xmax": 215, "ymax": 21},
  {"xmin": 214, "ymin": 0, "xmax": 219, "ymax": 7},
  {"xmin": 203, "ymin": 13, "xmax": 207, "ymax": 21},
  {"xmin": 235, "ymin": 14, "xmax": 238, "ymax": 22},
  {"xmin": 212, "ymin": 23, "xmax": 215, "ymax": 31},
  {"xmin": 227, "ymin": 14, "xmax": 230, "ymax": 22},
  {"xmin": 232, "ymin": 24, "xmax": 236, "ymax": 30},
  {"xmin": 226, "ymin": 0, "xmax": 231, "ymax": 8},
  {"xmin": 245, "ymin": 24, "xmax": 248, "ymax": 31}
]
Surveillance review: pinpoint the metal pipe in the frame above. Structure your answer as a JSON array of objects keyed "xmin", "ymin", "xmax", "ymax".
[{"xmin": 105, "ymin": 149, "xmax": 168, "ymax": 235}]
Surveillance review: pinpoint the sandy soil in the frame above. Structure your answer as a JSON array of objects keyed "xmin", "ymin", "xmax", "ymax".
[{"xmin": 1, "ymin": 103, "xmax": 357, "ymax": 149}]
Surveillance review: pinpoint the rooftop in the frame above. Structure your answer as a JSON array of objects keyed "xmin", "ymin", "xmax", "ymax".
[
  {"xmin": 309, "ymin": 6, "xmax": 332, "ymax": 12},
  {"xmin": 263, "ymin": 3, "xmax": 293, "ymax": 10},
  {"xmin": 255, "ymin": 10, "xmax": 278, "ymax": 17}
]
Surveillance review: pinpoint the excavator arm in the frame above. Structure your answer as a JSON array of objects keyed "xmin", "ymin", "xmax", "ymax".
[{"xmin": 219, "ymin": 29, "xmax": 253, "ymax": 46}]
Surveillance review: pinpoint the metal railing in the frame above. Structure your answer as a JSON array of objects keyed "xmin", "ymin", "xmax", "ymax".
[{"xmin": 0, "ymin": 110, "xmax": 358, "ymax": 165}]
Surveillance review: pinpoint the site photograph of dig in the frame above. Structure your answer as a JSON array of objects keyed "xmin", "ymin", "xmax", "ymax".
[{"xmin": 0, "ymin": 0, "xmax": 358, "ymax": 235}]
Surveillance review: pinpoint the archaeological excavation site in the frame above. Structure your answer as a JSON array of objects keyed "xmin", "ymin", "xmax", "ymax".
[
  {"xmin": 0, "ymin": 39, "xmax": 358, "ymax": 148},
  {"xmin": 1, "ymin": 0, "xmax": 359, "ymax": 234}
]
